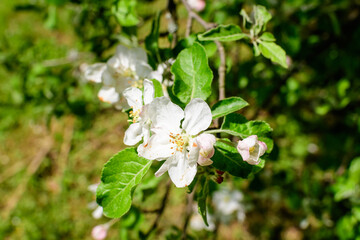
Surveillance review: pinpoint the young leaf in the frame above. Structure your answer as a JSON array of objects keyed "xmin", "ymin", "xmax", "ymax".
[
  {"xmin": 260, "ymin": 32, "xmax": 276, "ymax": 42},
  {"xmin": 211, "ymin": 97, "xmax": 249, "ymax": 119},
  {"xmin": 112, "ymin": 0, "xmax": 140, "ymax": 27},
  {"xmin": 212, "ymin": 140, "xmax": 264, "ymax": 178},
  {"xmin": 96, "ymin": 148, "xmax": 152, "ymax": 218},
  {"xmin": 197, "ymin": 175, "xmax": 209, "ymax": 226},
  {"xmin": 259, "ymin": 41, "xmax": 288, "ymax": 68},
  {"xmin": 253, "ymin": 5, "xmax": 272, "ymax": 34},
  {"xmin": 198, "ymin": 25, "xmax": 249, "ymax": 42},
  {"xmin": 171, "ymin": 42, "xmax": 213, "ymax": 104},
  {"xmin": 151, "ymin": 79, "xmax": 164, "ymax": 98},
  {"xmin": 221, "ymin": 113, "xmax": 273, "ymax": 152}
]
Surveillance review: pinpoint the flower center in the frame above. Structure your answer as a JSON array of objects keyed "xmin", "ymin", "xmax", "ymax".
[
  {"xmin": 129, "ymin": 108, "xmax": 141, "ymax": 123},
  {"xmin": 130, "ymin": 79, "xmax": 143, "ymax": 88},
  {"xmin": 249, "ymin": 146, "xmax": 255, "ymax": 153},
  {"xmin": 169, "ymin": 132, "xmax": 189, "ymax": 153}
]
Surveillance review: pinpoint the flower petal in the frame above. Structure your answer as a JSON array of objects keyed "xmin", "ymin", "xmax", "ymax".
[
  {"xmin": 98, "ymin": 87, "xmax": 119, "ymax": 104},
  {"xmin": 155, "ymin": 156, "xmax": 175, "ymax": 177},
  {"xmin": 182, "ymin": 98, "xmax": 212, "ymax": 135},
  {"xmin": 82, "ymin": 63, "xmax": 106, "ymax": 83},
  {"xmin": 123, "ymin": 87, "xmax": 143, "ymax": 111},
  {"xmin": 137, "ymin": 128, "xmax": 175, "ymax": 160},
  {"xmin": 124, "ymin": 122, "xmax": 143, "ymax": 146},
  {"xmin": 143, "ymin": 79, "xmax": 154, "ymax": 105},
  {"xmin": 147, "ymin": 97, "xmax": 184, "ymax": 131},
  {"xmin": 168, "ymin": 151, "xmax": 197, "ymax": 188}
]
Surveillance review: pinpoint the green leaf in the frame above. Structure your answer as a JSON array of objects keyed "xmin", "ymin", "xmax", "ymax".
[
  {"xmin": 212, "ymin": 139, "xmax": 264, "ymax": 178},
  {"xmin": 145, "ymin": 11, "xmax": 161, "ymax": 64},
  {"xmin": 260, "ymin": 32, "xmax": 276, "ymax": 42},
  {"xmin": 112, "ymin": 0, "xmax": 140, "ymax": 27},
  {"xmin": 259, "ymin": 41, "xmax": 288, "ymax": 68},
  {"xmin": 96, "ymin": 148, "xmax": 152, "ymax": 218},
  {"xmin": 211, "ymin": 97, "xmax": 249, "ymax": 119},
  {"xmin": 198, "ymin": 25, "xmax": 249, "ymax": 42},
  {"xmin": 221, "ymin": 113, "xmax": 273, "ymax": 152},
  {"xmin": 151, "ymin": 79, "xmax": 164, "ymax": 98},
  {"xmin": 253, "ymin": 5, "xmax": 272, "ymax": 34},
  {"xmin": 197, "ymin": 176, "xmax": 209, "ymax": 226},
  {"xmin": 171, "ymin": 42, "xmax": 213, "ymax": 104}
]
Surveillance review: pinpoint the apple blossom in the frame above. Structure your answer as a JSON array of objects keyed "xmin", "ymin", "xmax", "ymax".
[
  {"xmin": 213, "ymin": 188, "xmax": 246, "ymax": 222},
  {"xmin": 194, "ymin": 133, "xmax": 216, "ymax": 166},
  {"xmin": 137, "ymin": 97, "xmax": 212, "ymax": 188},
  {"xmin": 123, "ymin": 79, "xmax": 155, "ymax": 146},
  {"xmin": 237, "ymin": 135, "xmax": 267, "ymax": 165}
]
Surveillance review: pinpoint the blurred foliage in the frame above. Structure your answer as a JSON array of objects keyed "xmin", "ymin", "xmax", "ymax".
[{"xmin": 0, "ymin": 0, "xmax": 360, "ymax": 239}]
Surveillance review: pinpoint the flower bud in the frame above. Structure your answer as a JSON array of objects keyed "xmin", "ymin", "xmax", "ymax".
[
  {"xmin": 237, "ymin": 135, "xmax": 267, "ymax": 165},
  {"xmin": 91, "ymin": 224, "xmax": 109, "ymax": 240},
  {"xmin": 187, "ymin": 0, "xmax": 206, "ymax": 12},
  {"xmin": 195, "ymin": 134, "xmax": 216, "ymax": 166}
]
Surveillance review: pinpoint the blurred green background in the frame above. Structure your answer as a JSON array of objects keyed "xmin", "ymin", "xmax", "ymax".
[{"xmin": 0, "ymin": 0, "xmax": 359, "ymax": 239}]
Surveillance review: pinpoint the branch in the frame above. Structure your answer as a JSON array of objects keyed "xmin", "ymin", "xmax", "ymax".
[
  {"xmin": 181, "ymin": 0, "xmax": 215, "ymax": 30},
  {"xmin": 181, "ymin": 184, "xmax": 196, "ymax": 239},
  {"xmin": 215, "ymin": 41, "xmax": 226, "ymax": 100},
  {"xmin": 143, "ymin": 180, "xmax": 172, "ymax": 237},
  {"xmin": 185, "ymin": 15, "xmax": 193, "ymax": 37}
]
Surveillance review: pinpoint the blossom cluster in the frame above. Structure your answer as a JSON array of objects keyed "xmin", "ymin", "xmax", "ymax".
[{"xmin": 82, "ymin": 44, "xmax": 267, "ymax": 188}]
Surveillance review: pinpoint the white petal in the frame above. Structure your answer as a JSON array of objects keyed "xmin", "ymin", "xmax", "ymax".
[
  {"xmin": 137, "ymin": 129, "xmax": 175, "ymax": 160},
  {"xmin": 124, "ymin": 123, "xmax": 143, "ymax": 146},
  {"xmin": 258, "ymin": 140, "xmax": 268, "ymax": 155},
  {"xmin": 123, "ymin": 87, "xmax": 143, "ymax": 111},
  {"xmin": 242, "ymin": 135, "xmax": 257, "ymax": 148},
  {"xmin": 98, "ymin": 87, "xmax": 119, "ymax": 104},
  {"xmin": 155, "ymin": 156, "xmax": 175, "ymax": 177},
  {"xmin": 237, "ymin": 140, "xmax": 250, "ymax": 161},
  {"xmin": 115, "ymin": 45, "xmax": 131, "ymax": 68},
  {"xmin": 147, "ymin": 97, "xmax": 184, "ymax": 131},
  {"xmin": 92, "ymin": 206, "xmax": 104, "ymax": 219},
  {"xmin": 134, "ymin": 61, "xmax": 152, "ymax": 79},
  {"xmin": 143, "ymin": 79, "xmax": 154, "ymax": 105},
  {"xmin": 129, "ymin": 47, "xmax": 148, "ymax": 63},
  {"xmin": 82, "ymin": 63, "xmax": 106, "ymax": 83},
  {"xmin": 182, "ymin": 98, "xmax": 212, "ymax": 135},
  {"xmin": 88, "ymin": 183, "xmax": 99, "ymax": 193},
  {"xmin": 168, "ymin": 151, "xmax": 197, "ymax": 188},
  {"xmin": 101, "ymin": 68, "xmax": 116, "ymax": 86}
]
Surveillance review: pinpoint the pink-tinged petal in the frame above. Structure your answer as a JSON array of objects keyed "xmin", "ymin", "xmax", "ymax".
[
  {"xmin": 82, "ymin": 63, "xmax": 106, "ymax": 83},
  {"xmin": 124, "ymin": 123, "xmax": 143, "ymax": 146},
  {"xmin": 123, "ymin": 87, "xmax": 143, "ymax": 111},
  {"xmin": 242, "ymin": 135, "xmax": 257, "ymax": 148},
  {"xmin": 168, "ymin": 151, "xmax": 197, "ymax": 188},
  {"xmin": 91, "ymin": 224, "xmax": 108, "ymax": 240},
  {"xmin": 147, "ymin": 97, "xmax": 184, "ymax": 131},
  {"xmin": 98, "ymin": 87, "xmax": 119, "ymax": 104},
  {"xmin": 143, "ymin": 79, "xmax": 154, "ymax": 105},
  {"xmin": 182, "ymin": 98, "xmax": 212, "ymax": 135},
  {"xmin": 258, "ymin": 140, "xmax": 268, "ymax": 155},
  {"xmin": 237, "ymin": 140, "xmax": 250, "ymax": 161},
  {"xmin": 137, "ymin": 129, "xmax": 175, "ymax": 160},
  {"xmin": 196, "ymin": 134, "xmax": 216, "ymax": 153},
  {"xmin": 197, "ymin": 155, "xmax": 213, "ymax": 166}
]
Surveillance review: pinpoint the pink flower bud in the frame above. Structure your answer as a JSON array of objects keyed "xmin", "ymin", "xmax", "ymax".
[
  {"xmin": 195, "ymin": 134, "xmax": 216, "ymax": 166},
  {"xmin": 237, "ymin": 135, "xmax": 267, "ymax": 165},
  {"xmin": 91, "ymin": 224, "xmax": 108, "ymax": 240},
  {"xmin": 187, "ymin": 0, "xmax": 206, "ymax": 12}
]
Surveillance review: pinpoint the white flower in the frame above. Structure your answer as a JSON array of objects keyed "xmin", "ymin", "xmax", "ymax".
[
  {"xmin": 137, "ymin": 97, "xmax": 212, "ymax": 188},
  {"xmin": 213, "ymin": 188, "xmax": 246, "ymax": 223},
  {"xmin": 194, "ymin": 133, "xmax": 216, "ymax": 166},
  {"xmin": 81, "ymin": 45, "xmax": 153, "ymax": 108},
  {"xmin": 236, "ymin": 135, "xmax": 267, "ymax": 165},
  {"xmin": 187, "ymin": 0, "xmax": 206, "ymax": 12},
  {"xmin": 123, "ymin": 79, "xmax": 155, "ymax": 146}
]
